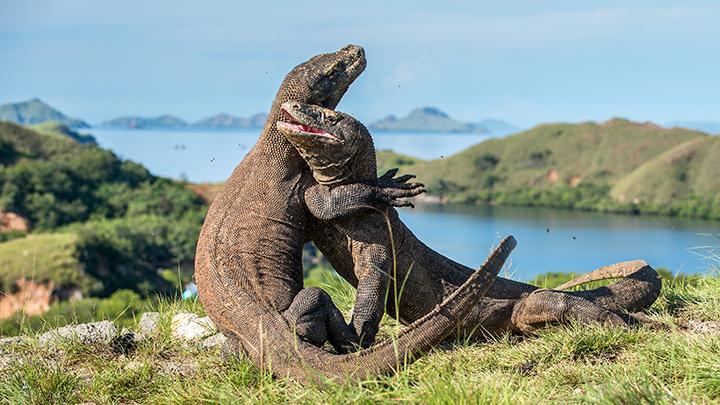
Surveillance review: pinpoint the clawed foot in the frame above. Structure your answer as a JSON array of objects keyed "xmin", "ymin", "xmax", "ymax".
[{"xmin": 375, "ymin": 168, "xmax": 425, "ymax": 208}]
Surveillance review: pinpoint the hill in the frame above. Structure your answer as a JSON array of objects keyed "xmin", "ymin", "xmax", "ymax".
[
  {"xmin": 28, "ymin": 121, "xmax": 96, "ymax": 144},
  {"xmin": 667, "ymin": 120, "xmax": 720, "ymax": 135},
  {"xmin": 192, "ymin": 112, "xmax": 266, "ymax": 128},
  {"xmin": 611, "ymin": 136, "xmax": 720, "ymax": 207},
  {"xmin": 387, "ymin": 118, "xmax": 720, "ymax": 220},
  {"xmin": 100, "ymin": 115, "xmax": 188, "ymax": 129},
  {"xmin": 0, "ymin": 98, "xmax": 89, "ymax": 128},
  {"xmin": 370, "ymin": 107, "xmax": 490, "ymax": 133}
]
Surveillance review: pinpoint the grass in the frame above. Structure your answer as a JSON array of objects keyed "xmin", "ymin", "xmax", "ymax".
[
  {"xmin": 0, "ymin": 269, "xmax": 718, "ymax": 404},
  {"xmin": 0, "ymin": 233, "xmax": 86, "ymax": 293}
]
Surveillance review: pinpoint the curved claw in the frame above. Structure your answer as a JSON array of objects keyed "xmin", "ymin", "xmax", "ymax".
[
  {"xmin": 387, "ymin": 187, "xmax": 425, "ymax": 199},
  {"xmin": 392, "ymin": 174, "xmax": 417, "ymax": 184},
  {"xmin": 391, "ymin": 200, "xmax": 415, "ymax": 209},
  {"xmin": 378, "ymin": 168, "xmax": 399, "ymax": 181}
]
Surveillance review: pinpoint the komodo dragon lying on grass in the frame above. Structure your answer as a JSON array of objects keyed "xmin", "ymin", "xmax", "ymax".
[
  {"xmin": 194, "ymin": 45, "xmax": 515, "ymax": 383},
  {"xmin": 280, "ymin": 102, "xmax": 662, "ymax": 336}
]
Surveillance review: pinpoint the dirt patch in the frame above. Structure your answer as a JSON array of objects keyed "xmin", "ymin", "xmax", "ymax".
[
  {"xmin": 0, "ymin": 279, "xmax": 53, "ymax": 319},
  {"xmin": 187, "ymin": 183, "xmax": 224, "ymax": 204},
  {"xmin": 569, "ymin": 175, "xmax": 583, "ymax": 187},
  {"xmin": 0, "ymin": 212, "xmax": 29, "ymax": 232},
  {"xmin": 547, "ymin": 169, "xmax": 560, "ymax": 183}
]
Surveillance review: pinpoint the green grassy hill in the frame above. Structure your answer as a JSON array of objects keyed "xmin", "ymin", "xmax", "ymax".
[
  {"xmin": 0, "ymin": 234, "xmax": 87, "ymax": 294},
  {"xmin": 380, "ymin": 118, "xmax": 720, "ymax": 220},
  {"xmin": 611, "ymin": 136, "xmax": 720, "ymax": 205},
  {"xmin": 28, "ymin": 121, "xmax": 96, "ymax": 144}
]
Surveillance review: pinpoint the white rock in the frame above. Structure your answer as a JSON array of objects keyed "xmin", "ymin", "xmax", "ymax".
[
  {"xmin": 39, "ymin": 321, "xmax": 117, "ymax": 346},
  {"xmin": 688, "ymin": 320, "xmax": 720, "ymax": 334},
  {"xmin": 0, "ymin": 354, "xmax": 21, "ymax": 371},
  {"xmin": 138, "ymin": 312, "xmax": 161, "ymax": 336},
  {"xmin": 0, "ymin": 335, "xmax": 31, "ymax": 348},
  {"xmin": 201, "ymin": 333, "xmax": 227, "ymax": 349},
  {"xmin": 171, "ymin": 313, "xmax": 216, "ymax": 341}
]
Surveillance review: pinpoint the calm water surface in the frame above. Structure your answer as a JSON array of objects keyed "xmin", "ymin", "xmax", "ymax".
[
  {"xmin": 400, "ymin": 204, "xmax": 718, "ymax": 280},
  {"xmin": 91, "ymin": 128, "xmax": 719, "ymax": 279},
  {"xmin": 91, "ymin": 128, "xmax": 489, "ymax": 183}
]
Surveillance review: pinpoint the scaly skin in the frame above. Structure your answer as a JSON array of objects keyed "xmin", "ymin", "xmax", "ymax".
[
  {"xmin": 286, "ymin": 104, "xmax": 662, "ymax": 336},
  {"xmin": 194, "ymin": 46, "xmax": 516, "ymax": 384},
  {"xmin": 277, "ymin": 102, "xmax": 508, "ymax": 347}
]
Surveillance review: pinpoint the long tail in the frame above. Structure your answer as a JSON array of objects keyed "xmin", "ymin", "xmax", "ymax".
[
  {"xmin": 208, "ymin": 236, "xmax": 516, "ymax": 384},
  {"xmin": 556, "ymin": 260, "xmax": 662, "ymax": 313}
]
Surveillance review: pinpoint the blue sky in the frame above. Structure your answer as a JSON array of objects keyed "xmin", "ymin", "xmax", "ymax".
[{"xmin": 1, "ymin": 0, "xmax": 719, "ymax": 127}]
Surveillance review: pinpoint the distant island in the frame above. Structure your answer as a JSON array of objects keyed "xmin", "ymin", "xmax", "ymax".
[
  {"xmin": 369, "ymin": 107, "xmax": 517, "ymax": 135},
  {"xmin": 100, "ymin": 115, "xmax": 188, "ymax": 129},
  {"xmin": 0, "ymin": 98, "xmax": 89, "ymax": 128},
  {"xmin": 192, "ymin": 112, "xmax": 267, "ymax": 129},
  {"xmin": 99, "ymin": 112, "xmax": 268, "ymax": 130},
  {"xmin": 379, "ymin": 118, "xmax": 720, "ymax": 220}
]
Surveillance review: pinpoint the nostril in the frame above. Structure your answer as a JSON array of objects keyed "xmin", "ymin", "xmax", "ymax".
[{"xmin": 342, "ymin": 44, "xmax": 364, "ymax": 58}]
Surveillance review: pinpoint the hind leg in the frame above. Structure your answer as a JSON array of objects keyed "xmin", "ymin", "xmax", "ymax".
[
  {"xmin": 511, "ymin": 289, "xmax": 627, "ymax": 333},
  {"xmin": 283, "ymin": 287, "xmax": 359, "ymax": 354}
]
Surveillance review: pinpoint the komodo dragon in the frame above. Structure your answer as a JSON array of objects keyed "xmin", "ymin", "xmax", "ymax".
[
  {"xmin": 281, "ymin": 103, "xmax": 662, "ymax": 336},
  {"xmin": 194, "ymin": 45, "xmax": 515, "ymax": 383}
]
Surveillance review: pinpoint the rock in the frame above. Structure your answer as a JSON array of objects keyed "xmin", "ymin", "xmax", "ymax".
[
  {"xmin": 0, "ymin": 335, "xmax": 31, "ymax": 348},
  {"xmin": 124, "ymin": 360, "xmax": 146, "ymax": 372},
  {"xmin": 159, "ymin": 360, "xmax": 197, "ymax": 377},
  {"xmin": 39, "ymin": 321, "xmax": 117, "ymax": 346},
  {"xmin": 138, "ymin": 312, "xmax": 161, "ymax": 336},
  {"xmin": 171, "ymin": 313, "xmax": 216, "ymax": 341},
  {"xmin": 201, "ymin": 333, "xmax": 227, "ymax": 349},
  {"xmin": 0, "ymin": 354, "xmax": 21, "ymax": 372},
  {"xmin": 688, "ymin": 320, "xmax": 720, "ymax": 334}
]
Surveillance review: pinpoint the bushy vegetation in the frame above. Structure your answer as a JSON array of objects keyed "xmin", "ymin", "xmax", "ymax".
[
  {"xmin": 0, "ymin": 121, "xmax": 205, "ymax": 301},
  {"xmin": 0, "ymin": 121, "xmax": 206, "ymax": 230}
]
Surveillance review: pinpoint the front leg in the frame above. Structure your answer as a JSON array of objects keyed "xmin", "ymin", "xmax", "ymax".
[
  {"xmin": 349, "ymin": 243, "xmax": 391, "ymax": 348},
  {"xmin": 304, "ymin": 181, "xmax": 423, "ymax": 221}
]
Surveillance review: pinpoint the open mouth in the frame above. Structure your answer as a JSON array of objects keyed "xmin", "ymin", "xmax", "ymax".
[{"xmin": 278, "ymin": 107, "xmax": 339, "ymax": 140}]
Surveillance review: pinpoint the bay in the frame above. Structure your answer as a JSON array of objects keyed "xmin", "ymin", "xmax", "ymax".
[
  {"xmin": 90, "ymin": 128, "xmax": 489, "ymax": 183},
  {"xmin": 400, "ymin": 204, "xmax": 718, "ymax": 280}
]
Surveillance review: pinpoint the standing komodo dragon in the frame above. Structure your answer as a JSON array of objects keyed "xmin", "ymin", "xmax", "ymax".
[
  {"xmin": 279, "ymin": 102, "xmax": 662, "ymax": 336},
  {"xmin": 194, "ymin": 45, "xmax": 515, "ymax": 383}
]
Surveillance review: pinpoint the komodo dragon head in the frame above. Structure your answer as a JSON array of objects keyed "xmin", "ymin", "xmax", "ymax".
[
  {"xmin": 274, "ymin": 45, "xmax": 366, "ymax": 114},
  {"xmin": 276, "ymin": 102, "xmax": 376, "ymax": 186}
]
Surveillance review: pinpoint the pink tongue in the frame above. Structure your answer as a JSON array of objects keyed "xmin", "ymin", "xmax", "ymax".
[{"xmin": 302, "ymin": 125, "xmax": 327, "ymax": 135}]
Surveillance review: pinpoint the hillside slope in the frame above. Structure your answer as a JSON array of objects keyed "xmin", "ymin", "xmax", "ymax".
[
  {"xmin": 611, "ymin": 137, "xmax": 720, "ymax": 205},
  {"xmin": 389, "ymin": 118, "xmax": 719, "ymax": 219}
]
